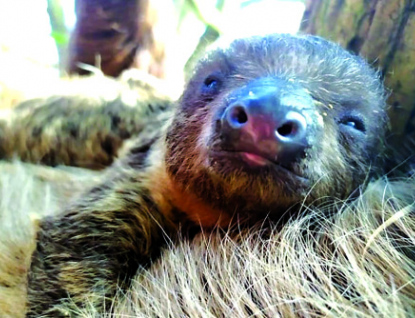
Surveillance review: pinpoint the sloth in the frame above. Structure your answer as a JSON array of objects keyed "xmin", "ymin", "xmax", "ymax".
[{"xmin": 4, "ymin": 34, "xmax": 387, "ymax": 316}]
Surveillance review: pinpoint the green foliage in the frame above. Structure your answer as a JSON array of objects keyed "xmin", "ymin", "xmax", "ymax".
[
  {"xmin": 47, "ymin": 0, "xmax": 70, "ymax": 71},
  {"xmin": 50, "ymin": 30, "xmax": 69, "ymax": 46}
]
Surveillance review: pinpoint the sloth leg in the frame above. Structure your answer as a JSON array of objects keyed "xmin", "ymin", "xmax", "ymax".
[
  {"xmin": 0, "ymin": 93, "xmax": 171, "ymax": 169},
  {"xmin": 26, "ymin": 169, "xmax": 173, "ymax": 317}
]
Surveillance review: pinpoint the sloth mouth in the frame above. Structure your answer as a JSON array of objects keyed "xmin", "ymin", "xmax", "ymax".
[{"xmin": 209, "ymin": 149, "xmax": 308, "ymax": 182}]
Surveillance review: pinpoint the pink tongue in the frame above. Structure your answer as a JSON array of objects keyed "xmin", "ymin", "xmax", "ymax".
[{"xmin": 243, "ymin": 152, "xmax": 268, "ymax": 166}]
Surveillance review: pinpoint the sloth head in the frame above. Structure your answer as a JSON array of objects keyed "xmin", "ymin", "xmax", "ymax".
[{"xmin": 165, "ymin": 34, "xmax": 387, "ymax": 222}]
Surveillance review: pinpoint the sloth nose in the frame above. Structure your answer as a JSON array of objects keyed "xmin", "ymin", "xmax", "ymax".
[
  {"xmin": 225, "ymin": 103, "xmax": 308, "ymax": 142},
  {"xmin": 220, "ymin": 80, "xmax": 312, "ymax": 166}
]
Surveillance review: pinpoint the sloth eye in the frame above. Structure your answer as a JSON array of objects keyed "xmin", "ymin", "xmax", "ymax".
[
  {"xmin": 204, "ymin": 77, "xmax": 218, "ymax": 89},
  {"xmin": 201, "ymin": 74, "xmax": 222, "ymax": 97},
  {"xmin": 339, "ymin": 115, "xmax": 366, "ymax": 132}
]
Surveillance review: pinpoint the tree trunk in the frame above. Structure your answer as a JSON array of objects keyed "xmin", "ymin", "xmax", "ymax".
[
  {"xmin": 67, "ymin": 0, "xmax": 166, "ymax": 78},
  {"xmin": 301, "ymin": 0, "xmax": 415, "ymax": 169}
]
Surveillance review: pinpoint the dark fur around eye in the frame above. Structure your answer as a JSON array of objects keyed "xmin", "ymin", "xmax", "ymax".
[
  {"xmin": 201, "ymin": 74, "xmax": 222, "ymax": 98},
  {"xmin": 339, "ymin": 115, "xmax": 366, "ymax": 133}
]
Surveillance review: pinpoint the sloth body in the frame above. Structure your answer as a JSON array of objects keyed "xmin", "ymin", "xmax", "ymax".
[{"xmin": 9, "ymin": 34, "xmax": 387, "ymax": 316}]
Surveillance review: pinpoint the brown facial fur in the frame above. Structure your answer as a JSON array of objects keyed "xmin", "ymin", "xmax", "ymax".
[{"xmin": 166, "ymin": 34, "xmax": 386, "ymax": 222}]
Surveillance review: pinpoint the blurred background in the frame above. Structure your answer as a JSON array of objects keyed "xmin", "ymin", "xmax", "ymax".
[
  {"xmin": 1, "ymin": 0, "xmax": 415, "ymax": 161},
  {"xmin": 0, "ymin": 0, "xmax": 305, "ymax": 100}
]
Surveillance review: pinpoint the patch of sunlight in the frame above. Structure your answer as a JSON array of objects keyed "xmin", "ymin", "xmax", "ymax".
[{"xmin": 0, "ymin": 0, "xmax": 59, "ymax": 66}]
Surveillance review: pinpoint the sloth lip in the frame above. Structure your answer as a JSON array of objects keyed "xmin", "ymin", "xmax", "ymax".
[
  {"xmin": 210, "ymin": 149, "xmax": 307, "ymax": 181},
  {"xmin": 212, "ymin": 148, "xmax": 279, "ymax": 166}
]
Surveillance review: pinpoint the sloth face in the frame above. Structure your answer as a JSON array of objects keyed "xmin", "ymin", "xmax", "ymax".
[{"xmin": 166, "ymin": 34, "xmax": 387, "ymax": 220}]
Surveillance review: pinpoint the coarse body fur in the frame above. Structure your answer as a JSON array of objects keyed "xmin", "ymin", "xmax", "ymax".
[
  {"xmin": 0, "ymin": 70, "xmax": 173, "ymax": 169},
  {"xmin": 0, "ymin": 34, "xmax": 395, "ymax": 316},
  {"xmin": 0, "ymin": 162, "xmax": 414, "ymax": 317}
]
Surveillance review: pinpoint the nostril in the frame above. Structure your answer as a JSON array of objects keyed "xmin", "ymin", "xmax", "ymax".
[
  {"xmin": 276, "ymin": 111, "xmax": 307, "ymax": 140},
  {"xmin": 227, "ymin": 105, "xmax": 248, "ymax": 127},
  {"xmin": 231, "ymin": 106, "xmax": 248, "ymax": 124}
]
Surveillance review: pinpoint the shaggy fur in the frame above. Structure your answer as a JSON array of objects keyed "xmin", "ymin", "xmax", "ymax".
[
  {"xmin": 0, "ymin": 33, "xmax": 397, "ymax": 316},
  {"xmin": 111, "ymin": 177, "xmax": 415, "ymax": 318},
  {"xmin": 0, "ymin": 162, "xmax": 100, "ymax": 317},
  {"xmin": 0, "ymin": 70, "xmax": 173, "ymax": 169},
  {"xmin": 0, "ymin": 162, "xmax": 414, "ymax": 317}
]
